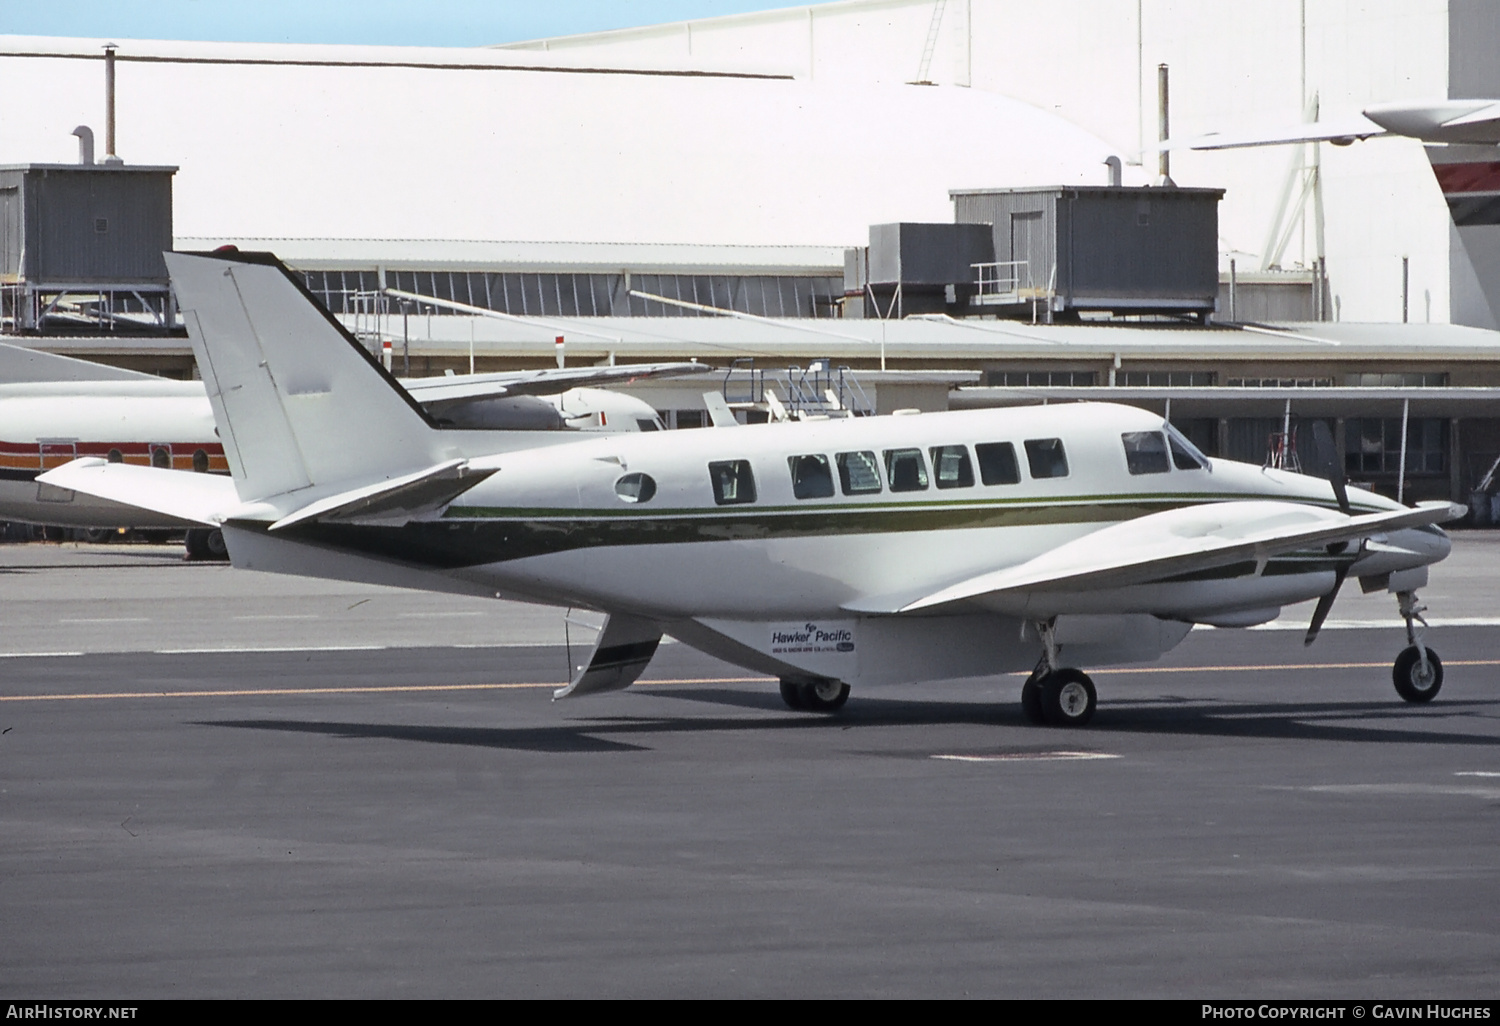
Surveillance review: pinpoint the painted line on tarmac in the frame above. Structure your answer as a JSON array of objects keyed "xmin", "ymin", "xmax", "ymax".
[
  {"xmin": 0, "ymin": 681, "xmax": 562, "ymax": 702},
  {"xmin": 933, "ymin": 751, "xmax": 1120, "ymax": 763},
  {"xmin": 1250, "ymin": 617, "xmax": 1500, "ymax": 630},
  {"xmin": 0, "ymin": 676, "xmax": 773, "ymax": 703},
  {"xmin": 1084, "ymin": 658, "xmax": 1500, "ymax": 675}
]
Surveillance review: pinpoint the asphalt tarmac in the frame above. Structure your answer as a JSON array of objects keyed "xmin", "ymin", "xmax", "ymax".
[{"xmin": 0, "ymin": 539, "xmax": 1496, "ymax": 998}]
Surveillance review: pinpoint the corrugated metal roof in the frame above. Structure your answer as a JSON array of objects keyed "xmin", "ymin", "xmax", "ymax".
[{"xmin": 174, "ymin": 237, "xmax": 846, "ymax": 274}]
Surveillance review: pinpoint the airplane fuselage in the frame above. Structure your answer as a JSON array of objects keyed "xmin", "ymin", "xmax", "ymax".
[{"xmin": 229, "ymin": 402, "xmax": 1446, "ymax": 688}]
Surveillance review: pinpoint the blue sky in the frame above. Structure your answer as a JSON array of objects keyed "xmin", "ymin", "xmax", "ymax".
[{"xmin": 0, "ymin": 1, "xmax": 800, "ymax": 47}]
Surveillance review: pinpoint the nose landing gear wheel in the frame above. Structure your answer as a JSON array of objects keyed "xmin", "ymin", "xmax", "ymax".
[
  {"xmin": 1039, "ymin": 668, "xmax": 1097, "ymax": 727},
  {"xmin": 1393, "ymin": 645, "xmax": 1443, "ymax": 703}
]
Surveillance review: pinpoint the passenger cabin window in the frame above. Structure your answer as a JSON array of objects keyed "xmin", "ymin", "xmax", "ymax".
[
  {"xmin": 1024, "ymin": 438, "xmax": 1069, "ymax": 479},
  {"xmin": 709, "ymin": 460, "xmax": 757, "ymax": 505},
  {"xmin": 929, "ymin": 445, "xmax": 974, "ymax": 489},
  {"xmin": 615, "ymin": 472, "xmax": 657, "ymax": 504},
  {"xmin": 884, "ymin": 449, "xmax": 929, "ymax": 492},
  {"xmin": 1121, "ymin": 431, "xmax": 1171, "ymax": 475},
  {"xmin": 836, "ymin": 451, "xmax": 883, "ymax": 495},
  {"xmin": 788, "ymin": 454, "xmax": 835, "ymax": 499},
  {"xmin": 975, "ymin": 442, "xmax": 1020, "ymax": 485}
]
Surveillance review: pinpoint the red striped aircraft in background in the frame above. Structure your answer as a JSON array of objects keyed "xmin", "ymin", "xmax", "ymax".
[{"xmin": 0, "ymin": 340, "xmax": 707, "ymax": 559}]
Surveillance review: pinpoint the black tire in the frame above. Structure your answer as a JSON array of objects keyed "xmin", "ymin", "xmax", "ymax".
[
  {"xmin": 1393, "ymin": 646, "xmax": 1443, "ymax": 703},
  {"xmin": 1039, "ymin": 668, "xmax": 1097, "ymax": 727},
  {"xmin": 185, "ymin": 528, "xmax": 230, "ymax": 562},
  {"xmin": 81, "ymin": 528, "xmax": 115, "ymax": 544},
  {"xmin": 1020, "ymin": 672, "xmax": 1046, "ymax": 725},
  {"xmin": 779, "ymin": 678, "xmax": 807, "ymax": 711},
  {"xmin": 799, "ymin": 678, "xmax": 850, "ymax": 713}
]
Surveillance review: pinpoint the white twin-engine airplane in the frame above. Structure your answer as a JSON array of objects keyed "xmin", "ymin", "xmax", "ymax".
[{"xmin": 42, "ymin": 251, "xmax": 1463, "ymax": 727}]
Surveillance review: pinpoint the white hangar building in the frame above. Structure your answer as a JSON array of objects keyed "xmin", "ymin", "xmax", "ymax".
[{"xmin": 505, "ymin": 0, "xmax": 1500, "ymax": 329}]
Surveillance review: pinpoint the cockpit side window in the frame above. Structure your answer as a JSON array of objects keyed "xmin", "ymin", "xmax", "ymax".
[
  {"xmin": 1024, "ymin": 438, "xmax": 1069, "ymax": 479},
  {"xmin": 883, "ymin": 448, "xmax": 929, "ymax": 492},
  {"xmin": 1166, "ymin": 424, "xmax": 1211, "ymax": 470},
  {"xmin": 1121, "ymin": 431, "xmax": 1171, "ymax": 475},
  {"xmin": 708, "ymin": 460, "xmax": 757, "ymax": 505},
  {"xmin": 788, "ymin": 454, "xmax": 835, "ymax": 499},
  {"xmin": 929, "ymin": 445, "xmax": 975, "ymax": 489},
  {"xmin": 836, "ymin": 451, "xmax": 883, "ymax": 495},
  {"xmin": 975, "ymin": 442, "xmax": 1020, "ymax": 485}
]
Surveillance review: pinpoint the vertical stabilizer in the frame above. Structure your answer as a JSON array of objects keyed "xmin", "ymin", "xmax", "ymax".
[
  {"xmin": 166, "ymin": 251, "xmax": 439, "ymax": 502},
  {"xmin": 1426, "ymin": 143, "xmax": 1500, "ymax": 328}
]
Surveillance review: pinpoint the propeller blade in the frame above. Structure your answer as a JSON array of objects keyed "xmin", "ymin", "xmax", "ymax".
[
  {"xmin": 1304, "ymin": 564, "xmax": 1349, "ymax": 646},
  {"xmin": 1309, "ymin": 420, "xmax": 1351, "ymax": 515}
]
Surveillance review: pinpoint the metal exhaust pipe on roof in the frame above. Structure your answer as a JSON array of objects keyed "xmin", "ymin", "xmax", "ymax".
[
  {"xmin": 71, "ymin": 126, "xmax": 94, "ymax": 165},
  {"xmin": 1105, "ymin": 155, "xmax": 1122, "ymax": 187},
  {"xmin": 102, "ymin": 43, "xmax": 122, "ymax": 165},
  {"xmin": 1156, "ymin": 63, "xmax": 1174, "ymax": 187}
]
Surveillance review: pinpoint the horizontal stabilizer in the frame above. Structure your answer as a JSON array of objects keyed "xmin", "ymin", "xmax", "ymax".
[
  {"xmin": 401, "ymin": 362, "xmax": 712, "ymax": 405},
  {"xmin": 269, "ymin": 459, "xmax": 496, "ymax": 531},
  {"xmin": 554, "ymin": 613, "xmax": 662, "ymax": 700},
  {"xmin": 0, "ymin": 342, "xmax": 157, "ymax": 383},
  {"xmin": 37, "ymin": 459, "xmax": 239, "ymax": 526},
  {"xmin": 846, "ymin": 501, "xmax": 1462, "ymax": 615}
]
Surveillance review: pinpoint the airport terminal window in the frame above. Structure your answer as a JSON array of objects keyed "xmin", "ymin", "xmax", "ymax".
[
  {"xmin": 1121, "ymin": 431, "xmax": 1171, "ymax": 475},
  {"xmin": 709, "ymin": 460, "xmax": 757, "ymax": 505},
  {"xmin": 788, "ymin": 454, "xmax": 835, "ymax": 499},
  {"xmin": 929, "ymin": 445, "xmax": 974, "ymax": 489},
  {"xmin": 614, "ymin": 473, "xmax": 656, "ymax": 504},
  {"xmin": 975, "ymin": 442, "xmax": 1021, "ymax": 485},
  {"xmin": 884, "ymin": 449, "xmax": 929, "ymax": 492},
  {"xmin": 1344, "ymin": 418, "xmax": 1447, "ymax": 475},
  {"xmin": 836, "ymin": 451, "xmax": 883, "ymax": 495},
  {"xmin": 1025, "ymin": 438, "xmax": 1069, "ymax": 479}
]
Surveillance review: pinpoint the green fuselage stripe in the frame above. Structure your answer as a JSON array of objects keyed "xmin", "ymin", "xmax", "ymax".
[{"xmin": 262, "ymin": 491, "xmax": 1379, "ymax": 573}]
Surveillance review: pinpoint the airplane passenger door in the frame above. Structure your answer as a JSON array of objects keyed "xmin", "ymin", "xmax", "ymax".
[{"xmin": 37, "ymin": 440, "xmax": 77, "ymax": 503}]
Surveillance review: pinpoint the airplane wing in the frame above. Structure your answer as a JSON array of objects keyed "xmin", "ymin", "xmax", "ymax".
[
  {"xmin": 399, "ymin": 363, "xmax": 713, "ymax": 406},
  {"xmin": 845, "ymin": 500, "xmax": 1462, "ymax": 615},
  {"xmin": 1162, "ymin": 113, "xmax": 1388, "ymax": 151},
  {"xmin": 1165, "ymin": 100, "xmax": 1500, "ymax": 151}
]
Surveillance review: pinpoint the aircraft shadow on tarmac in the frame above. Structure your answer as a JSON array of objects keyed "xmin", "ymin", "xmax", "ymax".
[{"xmin": 194, "ymin": 689, "xmax": 1499, "ymax": 754}]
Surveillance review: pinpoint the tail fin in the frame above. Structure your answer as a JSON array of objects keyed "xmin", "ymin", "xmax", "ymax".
[
  {"xmin": 1425, "ymin": 143, "xmax": 1500, "ymax": 329},
  {"xmin": 165, "ymin": 251, "xmax": 440, "ymax": 503}
]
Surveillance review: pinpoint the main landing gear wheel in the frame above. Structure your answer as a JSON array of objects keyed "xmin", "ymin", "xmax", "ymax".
[
  {"xmin": 1038, "ymin": 668, "xmax": 1097, "ymax": 727},
  {"xmin": 1020, "ymin": 668, "xmax": 1046, "ymax": 725},
  {"xmin": 185, "ymin": 527, "xmax": 230, "ymax": 562},
  {"xmin": 779, "ymin": 677, "xmax": 850, "ymax": 713},
  {"xmin": 1393, "ymin": 646, "xmax": 1443, "ymax": 703}
]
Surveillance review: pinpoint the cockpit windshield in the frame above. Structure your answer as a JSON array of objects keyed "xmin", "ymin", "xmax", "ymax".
[{"xmin": 1164, "ymin": 422, "xmax": 1212, "ymax": 471}]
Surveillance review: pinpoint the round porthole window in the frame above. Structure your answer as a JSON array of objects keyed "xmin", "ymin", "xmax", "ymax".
[{"xmin": 614, "ymin": 472, "xmax": 656, "ymax": 504}]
